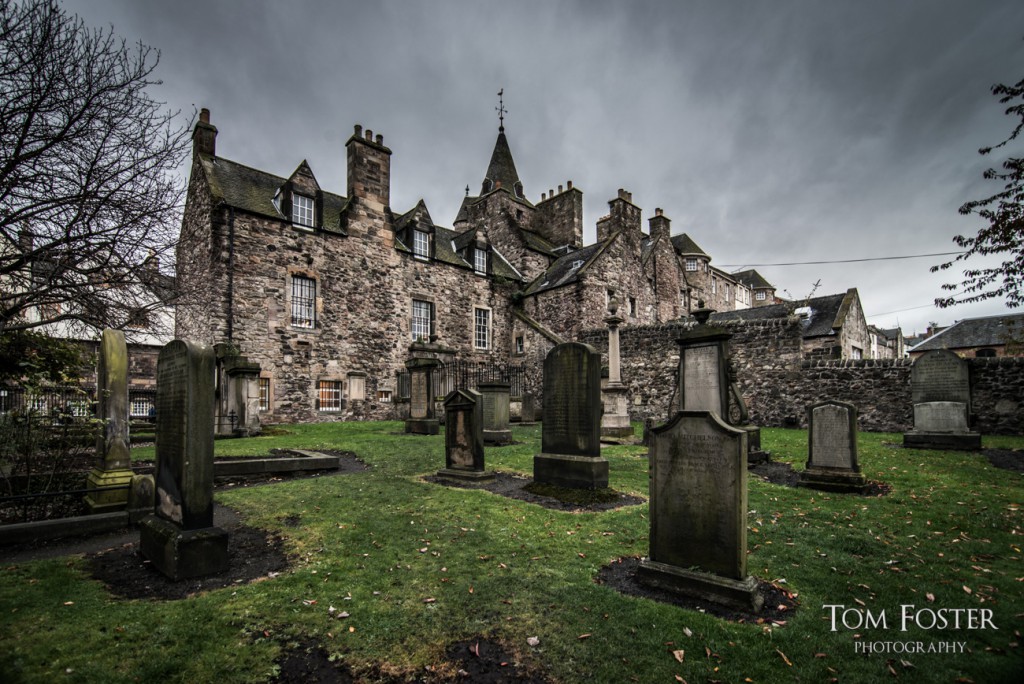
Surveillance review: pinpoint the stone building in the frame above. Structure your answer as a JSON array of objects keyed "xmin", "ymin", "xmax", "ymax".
[
  {"xmin": 909, "ymin": 313, "xmax": 1024, "ymax": 359},
  {"xmin": 175, "ymin": 109, "xmax": 777, "ymax": 422}
]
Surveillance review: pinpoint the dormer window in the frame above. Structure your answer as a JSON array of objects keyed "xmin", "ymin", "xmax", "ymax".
[
  {"xmin": 473, "ymin": 247, "xmax": 487, "ymax": 274},
  {"xmin": 292, "ymin": 193, "xmax": 315, "ymax": 227},
  {"xmin": 413, "ymin": 229, "xmax": 430, "ymax": 259},
  {"xmin": 514, "ymin": 181, "xmax": 524, "ymax": 198}
]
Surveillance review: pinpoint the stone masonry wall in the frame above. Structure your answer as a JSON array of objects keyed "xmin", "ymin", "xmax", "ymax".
[{"xmin": 579, "ymin": 320, "xmax": 1024, "ymax": 435}]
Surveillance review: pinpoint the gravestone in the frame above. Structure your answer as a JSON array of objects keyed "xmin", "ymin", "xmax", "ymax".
[
  {"xmin": 533, "ymin": 343, "xmax": 608, "ymax": 489},
  {"xmin": 478, "ymin": 382, "xmax": 512, "ymax": 445},
  {"xmin": 638, "ymin": 411, "xmax": 762, "ymax": 612},
  {"xmin": 601, "ymin": 297, "xmax": 634, "ymax": 439},
  {"xmin": 214, "ymin": 344, "xmax": 262, "ymax": 437},
  {"xmin": 903, "ymin": 350, "xmax": 981, "ymax": 450},
  {"xmin": 676, "ymin": 304, "xmax": 769, "ymax": 462},
  {"xmin": 139, "ymin": 340, "xmax": 229, "ymax": 580},
  {"xmin": 520, "ymin": 392, "xmax": 537, "ymax": 424},
  {"xmin": 405, "ymin": 357, "xmax": 440, "ymax": 435},
  {"xmin": 437, "ymin": 389, "xmax": 494, "ymax": 481},
  {"xmin": 85, "ymin": 329, "xmax": 133, "ymax": 513},
  {"xmin": 798, "ymin": 401, "xmax": 867, "ymax": 493}
]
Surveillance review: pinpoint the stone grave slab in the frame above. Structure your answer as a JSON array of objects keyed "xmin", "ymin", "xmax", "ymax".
[
  {"xmin": 798, "ymin": 400, "xmax": 867, "ymax": 493},
  {"xmin": 534, "ymin": 343, "xmax": 608, "ymax": 489},
  {"xmin": 437, "ymin": 389, "xmax": 493, "ymax": 482},
  {"xmin": 638, "ymin": 411, "xmax": 762, "ymax": 612},
  {"xmin": 405, "ymin": 357, "xmax": 440, "ymax": 435},
  {"xmin": 478, "ymin": 382, "xmax": 512, "ymax": 446},
  {"xmin": 903, "ymin": 350, "xmax": 981, "ymax": 450}
]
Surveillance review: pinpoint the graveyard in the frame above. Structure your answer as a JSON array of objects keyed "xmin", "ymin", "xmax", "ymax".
[{"xmin": 1, "ymin": 417, "xmax": 1022, "ymax": 683}]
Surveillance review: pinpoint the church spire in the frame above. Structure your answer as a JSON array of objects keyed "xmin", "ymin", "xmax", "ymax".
[{"xmin": 481, "ymin": 89, "xmax": 524, "ymax": 199}]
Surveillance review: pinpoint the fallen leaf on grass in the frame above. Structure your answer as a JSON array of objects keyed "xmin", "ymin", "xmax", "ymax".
[
  {"xmin": 471, "ymin": 642, "xmax": 480, "ymax": 657},
  {"xmin": 422, "ymin": 598, "xmax": 436, "ymax": 604},
  {"xmin": 963, "ymin": 586, "xmax": 973, "ymax": 595},
  {"xmin": 926, "ymin": 593, "xmax": 935, "ymax": 602},
  {"xmin": 527, "ymin": 636, "xmax": 540, "ymax": 647},
  {"xmin": 776, "ymin": 648, "xmax": 793, "ymax": 666},
  {"xmin": 674, "ymin": 676, "xmax": 687, "ymax": 683},
  {"xmin": 683, "ymin": 627, "xmax": 693, "ymax": 638},
  {"xmin": 578, "ymin": 633, "xmax": 591, "ymax": 640},
  {"xmin": 672, "ymin": 649, "xmax": 685, "ymax": 663}
]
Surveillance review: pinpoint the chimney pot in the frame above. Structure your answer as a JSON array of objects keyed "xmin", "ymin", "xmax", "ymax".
[
  {"xmin": 376, "ymin": 134, "xmax": 383, "ymax": 144},
  {"xmin": 656, "ymin": 208, "xmax": 663, "ymax": 216},
  {"xmin": 541, "ymin": 192, "xmax": 546, "ymax": 201},
  {"xmin": 365, "ymin": 129, "xmax": 373, "ymax": 141},
  {"xmin": 567, "ymin": 180, "xmax": 573, "ymax": 189},
  {"xmin": 354, "ymin": 124, "xmax": 362, "ymax": 137},
  {"xmin": 199, "ymin": 108, "xmax": 210, "ymax": 124},
  {"xmin": 558, "ymin": 184, "xmax": 563, "ymax": 193}
]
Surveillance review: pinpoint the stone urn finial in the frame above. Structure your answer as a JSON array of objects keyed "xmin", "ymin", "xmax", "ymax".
[
  {"xmin": 608, "ymin": 295, "xmax": 620, "ymax": 316},
  {"xmin": 692, "ymin": 300, "xmax": 715, "ymax": 326}
]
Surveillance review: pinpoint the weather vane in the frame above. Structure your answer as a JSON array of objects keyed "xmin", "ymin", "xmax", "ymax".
[{"xmin": 496, "ymin": 88, "xmax": 507, "ymax": 132}]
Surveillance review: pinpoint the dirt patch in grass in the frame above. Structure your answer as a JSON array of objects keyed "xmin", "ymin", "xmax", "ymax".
[
  {"xmin": 269, "ymin": 636, "xmax": 550, "ymax": 683},
  {"xmin": 86, "ymin": 505, "xmax": 290, "ymax": 601},
  {"xmin": 597, "ymin": 556, "xmax": 798, "ymax": 625},
  {"xmin": 424, "ymin": 472, "xmax": 644, "ymax": 512},
  {"xmin": 983, "ymin": 449, "xmax": 1024, "ymax": 473},
  {"xmin": 749, "ymin": 461, "xmax": 891, "ymax": 496}
]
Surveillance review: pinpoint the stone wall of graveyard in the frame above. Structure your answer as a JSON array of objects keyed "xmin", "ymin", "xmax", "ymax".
[{"xmin": 579, "ymin": 319, "xmax": 1024, "ymax": 435}]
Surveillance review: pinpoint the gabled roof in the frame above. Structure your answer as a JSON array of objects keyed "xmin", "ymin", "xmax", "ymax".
[
  {"xmin": 879, "ymin": 327, "xmax": 903, "ymax": 341},
  {"xmin": 732, "ymin": 269, "xmax": 774, "ymax": 290},
  {"xmin": 670, "ymin": 233, "xmax": 709, "ymax": 257},
  {"xmin": 199, "ymin": 155, "xmax": 349, "ymax": 231},
  {"xmin": 711, "ymin": 291, "xmax": 853, "ymax": 338},
  {"xmin": 524, "ymin": 242, "xmax": 603, "ymax": 295},
  {"xmin": 910, "ymin": 313, "xmax": 1024, "ymax": 352}
]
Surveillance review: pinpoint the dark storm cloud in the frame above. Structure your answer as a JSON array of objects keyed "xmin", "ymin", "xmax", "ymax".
[{"xmin": 61, "ymin": 0, "xmax": 1024, "ymax": 334}]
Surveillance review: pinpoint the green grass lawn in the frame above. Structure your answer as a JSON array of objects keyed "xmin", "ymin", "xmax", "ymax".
[{"xmin": 2, "ymin": 422, "xmax": 1022, "ymax": 683}]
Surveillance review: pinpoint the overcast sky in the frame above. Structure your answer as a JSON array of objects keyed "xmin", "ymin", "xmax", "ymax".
[{"xmin": 63, "ymin": 0, "xmax": 1024, "ymax": 337}]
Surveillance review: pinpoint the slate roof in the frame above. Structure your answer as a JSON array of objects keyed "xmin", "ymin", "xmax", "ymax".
[
  {"xmin": 710, "ymin": 291, "xmax": 852, "ymax": 338},
  {"xmin": 670, "ymin": 233, "xmax": 709, "ymax": 257},
  {"xmin": 732, "ymin": 269, "xmax": 774, "ymax": 290},
  {"xmin": 524, "ymin": 242, "xmax": 603, "ymax": 295},
  {"xmin": 879, "ymin": 327, "xmax": 903, "ymax": 341},
  {"xmin": 199, "ymin": 154, "xmax": 350, "ymax": 231},
  {"xmin": 910, "ymin": 313, "xmax": 1024, "ymax": 352}
]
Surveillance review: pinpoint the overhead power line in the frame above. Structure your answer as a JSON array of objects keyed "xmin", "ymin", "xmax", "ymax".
[{"xmin": 718, "ymin": 251, "xmax": 965, "ymax": 268}]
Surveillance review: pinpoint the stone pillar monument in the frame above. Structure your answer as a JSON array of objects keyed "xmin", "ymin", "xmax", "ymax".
[
  {"xmin": 437, "ymin": 389, "xmax": 494, "ymax": 482},
  {"xmin": 139, "ymin": 340, "xmax": 229, "ymax": 580},
  {"xmin": 405, "ymin": 357, "xmax": 441, "ymax": 435},
  {"xmin": 85, "ymin": 329, "xmax": 134, "ymax": 513},
  {"xmin": 601, "ymin": 296, "xmax": 634, "ymax": 439}
]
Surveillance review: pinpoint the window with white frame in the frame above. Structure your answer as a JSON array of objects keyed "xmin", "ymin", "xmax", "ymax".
[
  {"xmin": 378, "ymin": 389, "xmax": 393, "ymax": 402},
  {"xmin": 756, "ymin": 290, "xmax": 767, "ymax": 301},
  {"xmin": 515, "ymin": 335, "xmax": 524, "ymax": 355},
  {"xmin": 412, "ymin": 299, "xmax": 433, "ymax": 340},
  {"xmin": 685, "ymin": 257, "xmax": 698, "ymax": 271},
  {"xmin": 473, "ymin": 247, "xmax": 487, "ymax": 274},
  {"xmin": 130, "ymin": 396, "xmax": 152, "ymax": 418},
  {"xmin": 292, "ymin": 193, "xmax": 315, "ymax": 227},
  {"xmin": 258, "ymin": 378, "xmax": 270, "ymax": 411},
  {"xmin": 318, "ymin": 380, "xmax": 342, "ymax": 412},
  {"xmin": 291, "ymin": 275, "xmax": 316, "ymax": 328},
  {"xmin": 413, "ymin": 230, "xmax": 430, "ymax": 258},
  {"xmin": 474, "ymin": 308, "xmax": 490, "ymax": 349},
  {"xmin": 711, "ymin": 277, "xmax": 717, "ymax": 295},
  {"xmin": 850, "ymin": 347, "xmax": 863, "ymax": 360}
]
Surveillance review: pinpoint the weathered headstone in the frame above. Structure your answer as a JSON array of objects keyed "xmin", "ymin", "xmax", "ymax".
[
  {"xmin": 676, "ymin": 304, "xmax": 769, "ymax": 463},
  {"xmin": 478, "ymin": 382, "xmax": 512, "ymax": 445},
  {"xmin": 520, "ymin": 392, "xmax": 536, "ymax": 425},
  {"xmin": 214, "ymin": 344, "xmax": 262, "ymax": 437},
  {"xmin": 533, "ymin": 343, "xmax": 608, "ymax": 489},
  {"xmin": 638, "ymin": 411, "xmax": 762, "ymax": 612},
  {"xmin": 798, "ymin": 401, "xmax": 867, "ymax": 493},
  {"xmin": 405, "ymin": 357, "xmax": 441, "ymax": 435},
  {"xmin": 85, "ymin": 329, "xmax": 133, "ymax": 513},
  {"xmin": 139, "ymin": 340, "xmax": 228, "ymax": 580},
  {"xmin": 437, "ymin": 389, "xmax": 494, "ymax": 481},
  {"xmin": 903, "ymin": 350, "xmax": 981, "ymax": 450},
  {"xmin": 601, "ymin": 297, "xmax": 634, "ymax": 439}
]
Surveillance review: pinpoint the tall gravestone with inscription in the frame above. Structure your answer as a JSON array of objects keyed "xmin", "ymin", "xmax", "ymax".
[
  {"xmin": 903, "ymin": 350, "xmax": 981, "ymax": 450},
  {"xmin": 405, "ymin": 357, "xmax": 441, "ymax": 435},
  {"xmin": 533, "ymin": 343, "xmax": 608, "ymax": 489},
  {"xmin": 639, "ymin": 411, "xmax": 762, "ymax": 611},
  {"xmin": 798, "ymin": 400, "xmax": 867, "ymax": 493},
  {"xmin": 676, "ymin": 304, "xmax": 768, "ymax": 462},
  {"xmin": 478, "ymin": 382, "xmax": 512, "ymax": 445},
  {"xmin": 85, "ymin": 329, "xmax": 134, "ymax": 513},
  {"xmin": 437, "ymin": 389, "xmax": 494, "ymax": 481},
  {"xmin": 139, "ymin": 340, "xmax": 229, "ymax": 580}
]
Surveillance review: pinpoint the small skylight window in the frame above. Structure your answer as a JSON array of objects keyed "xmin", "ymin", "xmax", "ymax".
[
  {"xmin": 571, "ymin": 259, "xmax": 584, "ymax": 270},
  {"xmin": 794, "ymin": 306, "xmax": 812, "ymax": 318}
]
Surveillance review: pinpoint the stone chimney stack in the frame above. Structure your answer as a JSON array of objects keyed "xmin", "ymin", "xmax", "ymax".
[
  {"xmin": 346, "ymin": 123, "xmax": 392, "ymax": 211},
  {"xmin": 648, "ymin": 207, "xmax": 671, "ymax": 241},
  {"xmin": 192, "ymin": 108, "xmax": 217, "ymax": 157},
  {"xmin": 597, "ymin": 188, "xmax": 642, "ymax": 242}
]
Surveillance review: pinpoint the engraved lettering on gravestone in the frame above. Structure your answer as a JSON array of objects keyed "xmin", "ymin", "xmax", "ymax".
[
  {"xmin": 155, "ymin": 345, "xmax": 187, "ymax": 523},
  {"xmin": 411, "ymin": 372, "xmax": 427, "ymax": 419},
  {"xmin": 911, "ymin": 353, "xmax": 970, "ymax": 405},
  {"xmin": 450, "ymin": 410, "xmax": 473, "ymax": 468},
  {"xmin": 682, "ymin": 344, "xmax": 721, "ymax": 413},
  {"xmin": 482, "ymin": 394, "xmax": 496, "ymax": 428},
  {"xmin": 811, "ymin": 404, "xmax": 852, "ymax": 469}
]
